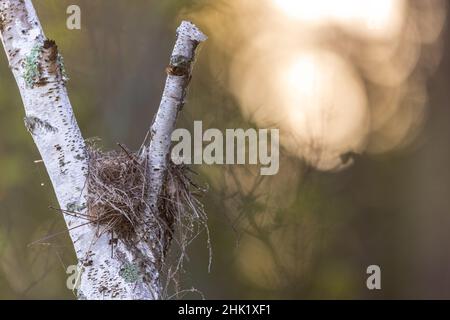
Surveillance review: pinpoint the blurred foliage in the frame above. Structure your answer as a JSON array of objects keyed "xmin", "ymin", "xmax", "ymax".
[{"xmin": 1, "ymin": 0, "xmax": 450, "ymax": 300}]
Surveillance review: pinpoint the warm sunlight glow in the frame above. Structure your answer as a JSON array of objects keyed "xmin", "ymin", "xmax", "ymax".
[
  {"xmin": 287, "ymin": 57, "xmax": 317, "ymax": 97},
  {"xmin": 229, "ymin": 43, "xmax": 369, "ymax": 170},
  {"xmin": 279, "ymin": 52, "xmax": 369, "ymax": 170},
  {"xmin": 194, "ymin": 0, "xmax": 446, "ymax": 170},
  {"xmin": 273, "ymin": 0, "xmax": 405, "ymax": 37}
]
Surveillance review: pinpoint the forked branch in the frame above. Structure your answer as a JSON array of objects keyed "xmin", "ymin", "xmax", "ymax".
[{"xmin": 0, "ymin": 0, "xmax": 206, "ymax": 300}]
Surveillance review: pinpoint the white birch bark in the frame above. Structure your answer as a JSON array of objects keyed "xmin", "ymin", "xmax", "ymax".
[
  {"xmin": 146, "ymin": 21, "xmax": 206, "ymax": 222},
  {"xmin": 0, "ymin": 0, "xmax": 205, "ymax": 300}
]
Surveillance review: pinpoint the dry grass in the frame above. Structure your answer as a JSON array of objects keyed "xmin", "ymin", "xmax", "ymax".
[
  {"xmin": 85, "ymin": 142, "xmax": 210, "ymax": 296},
  {"xmin": 160, "ymin": 161, "xmax": 211, "ymax": 297},
  {"xmin": 87, "ymin": 145, "xmax": 148, "ymax": 241}
]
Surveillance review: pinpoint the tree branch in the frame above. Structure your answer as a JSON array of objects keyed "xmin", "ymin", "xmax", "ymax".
[
  {"xmin": 146, "ymin": 21, "xmax": 207, "ymax": 226},
  {"xmin": 0, "ymin": 0, "xmax": 91, "ymax": 259}
]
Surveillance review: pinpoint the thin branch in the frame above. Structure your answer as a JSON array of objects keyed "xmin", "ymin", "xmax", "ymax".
[{"xmin": 146, "ymin": 21, "xmax": 207, "ymax": 217}]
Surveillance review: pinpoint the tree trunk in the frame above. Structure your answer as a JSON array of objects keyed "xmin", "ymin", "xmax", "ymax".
[{"xmin": 0, "ymin": 0, "xmax": 206, "ymax": 300}]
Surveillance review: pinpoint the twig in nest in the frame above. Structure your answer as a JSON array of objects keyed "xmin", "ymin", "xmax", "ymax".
[{"xmin": 117, "ymin": 143, "xmax": 140, "ymax": 165}]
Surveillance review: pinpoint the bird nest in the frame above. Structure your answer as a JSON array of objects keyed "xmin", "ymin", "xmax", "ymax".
[
  {"xmin": 87, "ymin": 146, "xmax": 148, "ymax": 241},
  {"xmin": 85, "ymin": 143, "xmax": 209, "ymax": 266}
]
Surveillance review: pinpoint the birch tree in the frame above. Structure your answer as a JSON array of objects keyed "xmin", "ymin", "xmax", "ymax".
[{"xmin": 0, "ymin": 0, "xmax": 207, "ymax": 299}]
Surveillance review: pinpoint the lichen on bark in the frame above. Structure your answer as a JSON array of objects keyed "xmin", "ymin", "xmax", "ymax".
[{"xmin": 23, "ymin": 43, "xmax": 42, "ymax": 87}]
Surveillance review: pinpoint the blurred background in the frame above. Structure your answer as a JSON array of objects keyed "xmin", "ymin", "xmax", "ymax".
[{"xmin": 0, "ymin": 0, "xmax": 449, "ymax": 299}]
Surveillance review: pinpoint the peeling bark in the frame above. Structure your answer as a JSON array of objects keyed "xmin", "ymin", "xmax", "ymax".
[{"xmin": 0, "ymin": 0, "xmax": 206, "ymax": 300}]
